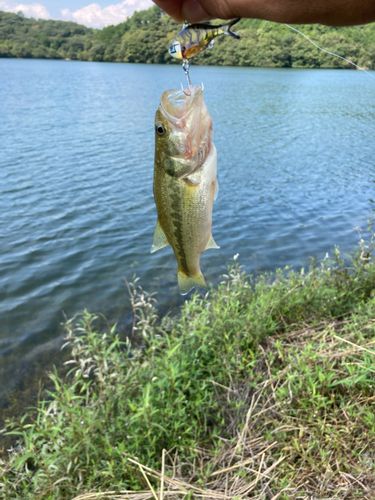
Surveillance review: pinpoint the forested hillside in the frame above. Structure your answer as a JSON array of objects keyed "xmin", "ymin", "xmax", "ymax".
[
  {"xmin": 1, "ymin": 5, "xmax": 375, "ymax": 68},
  {"xmin": 0, "ymin": 11, "xmax": 95, "ymax": 60}
]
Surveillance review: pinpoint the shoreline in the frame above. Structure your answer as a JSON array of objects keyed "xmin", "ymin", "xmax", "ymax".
[
  {"xmin": 1, "ymin": 7, "xmax": 374, "ymax": 70},
  {"xmin": 0, "ymin": 56, "xmax": 371, "ymax": 71},
  {"xmin": 2, "ymin": 234, "xmax": 375, "ymax": 498}
]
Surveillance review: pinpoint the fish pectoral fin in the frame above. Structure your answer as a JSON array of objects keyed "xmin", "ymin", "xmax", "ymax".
[
  {"xmin": 205, "ymin": 234, "xmax": 220, "ymax": 251},
  {"xmin": 167, "ymin": 156, "xmax": 196, "ymax": 179},
  {"xmin": 151, "ymin": 218, "xmax": 170, "ymax": 254},
  {"xmin": 214, "ymin": 180, "xmax": 219, "ymax": 201},
  {"xmin": 178, "ymin": 269, "xmax": 208, "ymax": 295},
  {"xmin": 185, "ymin": 171, "xmax": 201, "ymax": 186}
]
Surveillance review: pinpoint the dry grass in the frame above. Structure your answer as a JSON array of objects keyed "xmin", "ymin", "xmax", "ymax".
[
  {"xmin": 2, "ymin": 238, "xmax": 375, "ymax": 499},
  {"xmin": 70, "ymin": 318, "xmax": 375, "ymax": 500}
]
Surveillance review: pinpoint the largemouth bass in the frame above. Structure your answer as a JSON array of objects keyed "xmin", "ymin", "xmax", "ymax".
[{"xmin": 151, "ymin": 85, "xmax": 219, "ymax": 295}]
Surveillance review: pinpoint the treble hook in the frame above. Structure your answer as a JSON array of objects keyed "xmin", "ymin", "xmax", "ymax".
[
  {"xmin": 181, "ymin": 83, "xmax": 191, "ymax": 96},
  {"xmin": 180, "ymin": 81, "xmax": 204, "ymax": 96}
]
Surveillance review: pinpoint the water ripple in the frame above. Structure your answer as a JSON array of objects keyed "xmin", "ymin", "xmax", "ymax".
[{"xmin": 0, "ymin": 61, "xmax": 374, "ymax": 396}]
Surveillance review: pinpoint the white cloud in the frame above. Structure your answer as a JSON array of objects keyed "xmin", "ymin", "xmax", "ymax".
[
  {"xmin": 0, "ymin": 1, "xmax": 51, "ymax": 19},
  {"xmin": 61, "ymin": 0, "xmax": 153, "ymax": 29}
]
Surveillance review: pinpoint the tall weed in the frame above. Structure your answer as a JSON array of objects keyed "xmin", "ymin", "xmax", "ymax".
[{"xmin": 1, "ymin": 226, "xmax": 375, "ymax": 499}]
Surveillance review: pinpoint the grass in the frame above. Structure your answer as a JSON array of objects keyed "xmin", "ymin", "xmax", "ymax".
[{"xmin": 1, "ymin": 224, "xmax": 375, "ymax": 499}]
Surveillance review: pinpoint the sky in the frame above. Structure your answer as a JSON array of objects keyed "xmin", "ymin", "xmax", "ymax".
[{"xmin": 0, "ymin": 0, "xmax": 154, "ymax": 28}]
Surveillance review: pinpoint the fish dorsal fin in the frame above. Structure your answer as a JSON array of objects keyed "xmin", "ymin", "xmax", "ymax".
[
  {"xmin": 177, "ymin": 269, "xmax": 208, "ymax": 295},
  {"xmin": 150, "ymin": 218, "xmax": 170, "ymax": 254},
  {"xmin": 214, "ymin": 180, "xmax": 219, "ymax": 201},
  {"xmin": 205, "ymin": 234, "xmax": 220, "ymax": 251}
]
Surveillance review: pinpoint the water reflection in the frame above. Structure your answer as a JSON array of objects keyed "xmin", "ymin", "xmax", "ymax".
[{"xmin": 0, "ymin": 60, "xmax": 374, "ymax": 402}]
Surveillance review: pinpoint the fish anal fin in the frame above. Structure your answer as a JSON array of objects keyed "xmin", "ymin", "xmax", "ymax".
[
  {"xmin": 151, "ymin": 218, "xmax": 170, "ymax": 254},
  {"xmin": 205, "ymin": 234, "xmax": 220, "ymax": 251},
  {"xmin": 177, "ymin": 269, "xmax": 208, "ymax": 295}
]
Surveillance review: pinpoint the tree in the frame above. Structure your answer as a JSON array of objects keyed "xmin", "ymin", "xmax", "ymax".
[{"xmin": 1, "ymin": 7, "xmax": 375, "ymax": 69}]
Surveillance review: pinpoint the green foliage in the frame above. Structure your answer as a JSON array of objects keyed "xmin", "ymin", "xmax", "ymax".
[
  {"xmin": 1, "ymin": 6, "xmax": 375, "ymax": 68},
  {"xmin": 1, "ymin": 225, "xmax": 375, "ymax": 498},
  {"xmin": 0, "ymin": 10, "xmax": 95, "ymax": 60}
]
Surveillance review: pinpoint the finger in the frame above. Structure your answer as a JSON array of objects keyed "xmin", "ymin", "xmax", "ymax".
[
  {"xmin": 152, "ymin": 0, "xmax": 184, "ymax": 22},
  {"xmin": 181, "ymin": 0, "xmax": 213, "ymax": 23}
]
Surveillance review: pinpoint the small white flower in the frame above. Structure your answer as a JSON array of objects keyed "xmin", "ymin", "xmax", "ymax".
[{"xmin": 233, "ymin": 253, "xmax": 239, "ymax": 261}]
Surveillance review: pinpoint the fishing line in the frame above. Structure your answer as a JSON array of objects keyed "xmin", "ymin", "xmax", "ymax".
[{"xmin": 284, "ymin": 24, "xmax": 375, "ymax": 80}]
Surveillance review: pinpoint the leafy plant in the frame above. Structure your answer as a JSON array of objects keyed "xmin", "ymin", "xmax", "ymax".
[{"xmin": 1, "ymin": 227, "xmax": 375, "ymax": 499}]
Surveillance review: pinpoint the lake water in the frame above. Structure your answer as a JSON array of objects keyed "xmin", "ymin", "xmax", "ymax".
[{"xmin": 1, "ymin": 59, "xmax": 374, "ymax": 404}]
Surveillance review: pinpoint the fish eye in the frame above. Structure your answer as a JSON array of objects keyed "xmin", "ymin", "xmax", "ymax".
[{"xmin": 155, "ymin": 122, "xmax": 166, "ymax": 136}]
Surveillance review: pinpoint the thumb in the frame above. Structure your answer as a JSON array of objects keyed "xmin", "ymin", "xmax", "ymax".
[{"xmin": 181, "ymin": 0, "xmax": 213, "ymax": 22}]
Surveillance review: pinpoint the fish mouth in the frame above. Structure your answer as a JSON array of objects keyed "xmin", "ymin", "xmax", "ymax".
[
  {"xmin": 160, "ymin": 85, "xmax": 203, "ymax": 126},
  {"xmin": 159, "ymin": 84, "xmax": 213, "ymax": 171}
]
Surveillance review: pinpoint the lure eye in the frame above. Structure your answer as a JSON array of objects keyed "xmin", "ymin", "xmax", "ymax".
[{"xmin": 155, "ymin": 123, "xmax": 166, "ymax": 136}]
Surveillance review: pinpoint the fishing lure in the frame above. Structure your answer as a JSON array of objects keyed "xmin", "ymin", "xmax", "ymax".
[{"xmin": 169, "ymin": 18, "xmax": 241, "ymax": 61}]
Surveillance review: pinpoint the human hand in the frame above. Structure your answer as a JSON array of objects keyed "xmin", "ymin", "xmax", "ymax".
[{"xmin": 152, "ymin": 0, "xmax": 375, "ymax": 27}]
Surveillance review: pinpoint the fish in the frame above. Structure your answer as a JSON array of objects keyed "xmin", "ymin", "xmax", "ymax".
[
  {"xmin": 169, "ymin": 18, "xmax": 241, "ymax": 60},
  {"xmin": 151, "ymin": 85, "xmax": 219, "ymax": 295}
]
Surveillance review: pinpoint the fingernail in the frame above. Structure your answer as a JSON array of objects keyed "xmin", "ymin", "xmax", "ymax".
[{"xmin": 182, "ymin": 0, "xmax": 212, "ymax": 23}]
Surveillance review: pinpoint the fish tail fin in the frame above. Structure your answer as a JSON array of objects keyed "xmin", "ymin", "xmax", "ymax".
[
  {"xmin": 222, "ymin": 18, "xmax": 241, "ymax": 39},
  {"xmin": 177, "ymin": 268, "xmax": 208, "ymax": 295}
]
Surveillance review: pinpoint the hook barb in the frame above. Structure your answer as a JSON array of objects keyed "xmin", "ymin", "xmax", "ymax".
[{"xmin": 181, "ymin": 83, "xmax": 191, "ymax": 96}]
